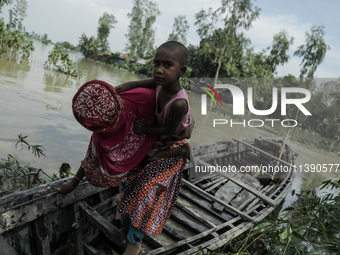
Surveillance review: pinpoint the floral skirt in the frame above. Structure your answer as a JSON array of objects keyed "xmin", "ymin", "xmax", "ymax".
[{"xmin": 115, "ymin": 140, "xmax": 187, "ymax": 236}]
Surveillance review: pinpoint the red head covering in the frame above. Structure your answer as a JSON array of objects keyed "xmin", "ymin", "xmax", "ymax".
[{"xmin": 72, "ymin": 80, "xmax": 123, "ymax": 133}]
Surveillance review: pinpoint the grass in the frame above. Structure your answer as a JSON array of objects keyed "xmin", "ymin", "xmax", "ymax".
[{"xmin": 198, "ymin": 179, "xmax": 340, "ymax": 255}]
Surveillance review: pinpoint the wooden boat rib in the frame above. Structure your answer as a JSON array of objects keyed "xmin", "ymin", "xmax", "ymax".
[{"xmin": 0, "ymin": 137, "xmax": 297, "ymax": 255}]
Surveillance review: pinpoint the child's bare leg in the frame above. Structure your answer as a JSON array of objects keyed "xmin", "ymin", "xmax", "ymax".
[
  {"xmin": 56, "ymin": 166, "xmax": 85, "ymax": 198},
  {"xmin": 123, "ymin": 222, "xmax": 144, "ymax": 255},
  {"xmin": 123, "ymin": 243, "xmax": 141, "ymax": 255}
]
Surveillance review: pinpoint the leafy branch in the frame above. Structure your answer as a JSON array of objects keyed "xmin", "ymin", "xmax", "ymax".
[
  {"xmin": 0, "ymin": 134, "xmax": 72, "ymax": 197},
  {"xmin": 44, "ymin": 45, "xmax": 83, "ymax": 78}
]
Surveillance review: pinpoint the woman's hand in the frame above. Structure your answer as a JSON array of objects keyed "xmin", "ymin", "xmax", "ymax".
[
  {"xmin": 56, "ymin": 178, "xmax": 79, "ymax": 198},
  {"xmin": 134, "ymin": 119, "xmax": 148, "ymax": 134}
]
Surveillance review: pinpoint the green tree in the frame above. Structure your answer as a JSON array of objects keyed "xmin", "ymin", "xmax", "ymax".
[
  {"xmin": 97, "ymin": 12, "xmax": 117, "ymax": 53},
  {"xmin": 0, "ymin": 0, "xmax": 10, "ymax": 11},
  {"xmin": 43, "ymin": 33, "xmax": 48, "ymax": 41},
  {"xmin": 98, "ymin": 12, "xmax": 117, "ymax": 29},
  {"xmin": 125, "ymin": 0, "xmax": 160, "ymax": 60},
  {"xmin": 78, "ymin": 33, "xmax": 99, "ymax": 58},
  {"xmin": 13, "ymin": 0, "xmax": 28, "ymax": 31},
  {"xmin": 290, "ymin": 25, "xmax": 330, "ymax": 131},
  {"xmin": 97, "ymin": 21, "xmax": 110, "ymax": 53},
  {"xmin": 167, "ymin": 15, "xmax": 190, "ymax": 45},
  {"xmin": 195, "ymin": 0, "xmax": 260, "ymax": 87},
  {"xmin": 294, "ymin": 25, "xmax": 330, "ymax": 79},
  {"xmin": 0, "ymin": 0, "xmax": 12, "ymax": 18},
  {"xmin": 266, "ymin": 30, "xmax": 294, "ymax": 74}
]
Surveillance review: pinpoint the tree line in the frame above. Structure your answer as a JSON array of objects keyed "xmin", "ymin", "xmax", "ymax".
[{"xmin": 74, "ymin": 0, "xmax": 337, "ymax": 144}]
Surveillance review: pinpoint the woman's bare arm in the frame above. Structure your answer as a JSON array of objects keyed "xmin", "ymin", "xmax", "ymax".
[{"xmin": 114, "ymin": 79, "xmax": 156, "ymax": 93}]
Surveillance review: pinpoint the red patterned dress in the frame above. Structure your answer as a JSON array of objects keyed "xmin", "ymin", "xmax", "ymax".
[
  {"xmin": 73, "ymin": 80, "xmax": 157, "ymax": 188},
  {"xmin": 115, "ymin": 140, "xmax": 187, "ymax": 236}
]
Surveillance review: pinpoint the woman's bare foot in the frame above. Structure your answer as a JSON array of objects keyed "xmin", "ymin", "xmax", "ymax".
[
  {"xmin": 122, "ymin": 242, "xmax": 141, "ymax": 255},
  {"xmin": 56, "ymin": 178, "xmax": 79, "ymax": 198}
]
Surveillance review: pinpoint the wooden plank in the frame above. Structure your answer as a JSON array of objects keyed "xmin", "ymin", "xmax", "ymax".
[
  {"xmin": 95, "ymin": 242, "xmax": 120, "ymax": 255},
  {"xmin": 205, "ymin": 179, "xmax": 228, "ymax": 192},
  {"xmin": 72, "ymin": 203, "xmax": 84, "ymax": 255},
  {"xmin": 0, "ymin": 177, "xmax": 75, "ymax": 207},
  {"xmin": 78, "ymin": 201, "xmax": 126, "ymax": 252},
  {"xmin": 83, "ymin": 228, "xmax": 99, "ymax": 243},
  {"xmin": 32, "ymin": 216, "xmax": 51, "ymax": 255},
  {"xmin": 200, "ymin": 177, "xmax": 225, "ymax": 189},
  {"xmin": 93, "ymin": 192, "xmax": 123, "ymax": 214},
  {"xmin": 229, "ymin": 174, "xmax": 262, "ymax": 208},
  {"xmin": 0, "ymin": 181, "xmax": 108, "ymax": 234},
  {"xmin": 237, "ymin": 185, "xmax": 271, "ymax": 211},
  {"xmin": 191, "ymin": 173, "xmax": 218, "ymax": 185},
  {"xmin": 143, "ymin": 234, "xmax": 165, "ymax": 248},
  {"xmin": 206, "ymin": 222, "xmax": 252, "ymax": 252},
  {"xmin": 146, "ymin": 217, "xmax": 242, "ymax": 255},
  {"xmin": 175, "ymin": 200, "xmax": 217, "ymax": 228},
  {"xmin": 84, "ymin": 242, "xmax": 105, "ymax": 255},
  {"xmin": 163, "ymin": 224, "xmax": 190, "ymax": 242},
  {"xmin": 181, "ymin": 186, "xmax": 237, "ymax": 217},
  {"xmin": 213, "ymin": 173, "xmax": 243, "ymax": 206},
  {"xmin": 181, "ymin": 179, "xmax": 254, "ymax": 222},
  {"xmin": 0, "ymin": 234, "xmax": 17, "ymax": 255},
  {"xmin": 179, "ymin": 192, "xmax": 228, "ymax": 222},
  {"xmin": 170, "ymin": 212, "xmax": 201, "ymax": 234},
  {"xmin": 233, "ymin": 138, "xmax": 295, "ymax": 168},
  {"xmin": 197, "ymin": 159, "xmax": 276, "ymax": 206}
]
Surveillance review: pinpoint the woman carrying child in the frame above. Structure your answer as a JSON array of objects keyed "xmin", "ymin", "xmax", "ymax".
[
  {"xmin": 57, "ymin": 41, "xmax": 194, "ymax": 255},
  {"xmin": 115, "ymin": 41, "xmax": 194, "ymax": 255}
]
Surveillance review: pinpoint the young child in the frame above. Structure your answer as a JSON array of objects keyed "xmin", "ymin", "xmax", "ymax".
[
  {"xmin": 115, "ymin": 41, "xmax": 194, "ymax": 165},
  {"xmin": 114, "ymin": 41, "xmax": 195, "ymax": 255}
]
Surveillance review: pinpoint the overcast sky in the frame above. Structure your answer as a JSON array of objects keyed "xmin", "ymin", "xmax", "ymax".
[{"xmin": 1, "ymin": 0, "xmax": 339, "ymax": 78}]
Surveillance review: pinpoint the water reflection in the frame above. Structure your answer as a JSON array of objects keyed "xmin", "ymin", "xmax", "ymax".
[
  {"xmin": 43, "ymin": 69, "xmax": 75, "ymax": 93},
  {"xmin": 0, "ymin": 59, "xmax": 31, "ymax": 88}
]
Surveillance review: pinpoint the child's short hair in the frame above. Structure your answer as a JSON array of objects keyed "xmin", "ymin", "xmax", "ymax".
[{"xmin": 156, "ymin": 41, "xmax": 188, "ymax": 66}]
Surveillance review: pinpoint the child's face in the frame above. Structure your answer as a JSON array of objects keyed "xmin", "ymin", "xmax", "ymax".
[{"xmin": 153, "ymin": 48, "xmax": 186, "ymax": 87}]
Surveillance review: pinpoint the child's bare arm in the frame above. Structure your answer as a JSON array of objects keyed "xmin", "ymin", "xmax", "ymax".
[
  {"xmin": 134, "ymin": 99, "xmax": 188, "ymax": 136},
  {"xmin": 172, "ymin": 117, "xmax": 195, "ymax": 140},
  {"xmin": 114, "ymin": 78, "xmax": 156, "ymax": 93}
]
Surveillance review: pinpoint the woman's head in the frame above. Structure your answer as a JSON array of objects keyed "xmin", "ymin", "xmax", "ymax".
[{"xmin": 72, "ymin": 80, "xmax": 123, "ymax": 133}]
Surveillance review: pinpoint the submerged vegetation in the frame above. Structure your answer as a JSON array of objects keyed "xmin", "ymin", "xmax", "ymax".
[
  {"xmin": 0, "ymin": 0, "xmax": 34, "ymax": 60},
  {"xmin": 0, "ymin": 19, "xmax": 34, "ymax": 59},
  {"xmin": 0, "ymin": 135, "xmax": 73, "ymax": 197},
  {"xmin": 198, "ymin": 179, "xmax": 340, "ymax": 255},
  {"xmin": 45, "ymin": 44, "xmax": 83, "ymax": 77}
]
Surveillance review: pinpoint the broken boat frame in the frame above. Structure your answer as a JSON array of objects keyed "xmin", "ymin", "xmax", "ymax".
[{"xmin": 0, "ymin": 137, "xmax": 297, "ymax": 255}]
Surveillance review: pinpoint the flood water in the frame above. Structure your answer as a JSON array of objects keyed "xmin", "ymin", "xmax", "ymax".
[{"xmin": 1, "ymin": 41, "xmax": 339, "ymax": 212}]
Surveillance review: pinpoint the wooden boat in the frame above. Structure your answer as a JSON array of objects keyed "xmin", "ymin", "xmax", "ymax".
[{"xmin": 0, "ymin": 137, "xmax": 297, "ymax": 255}]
